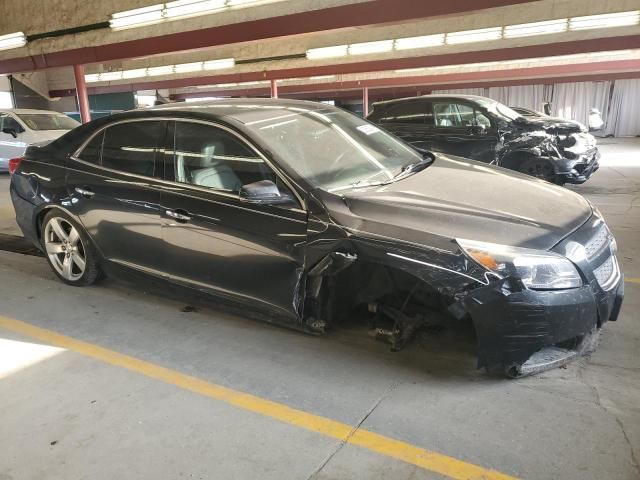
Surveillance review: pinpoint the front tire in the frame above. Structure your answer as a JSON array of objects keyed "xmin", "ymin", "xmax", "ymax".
[{"xmin": 41, "ymin": 210, "xmax": 102, "ymax": 286}]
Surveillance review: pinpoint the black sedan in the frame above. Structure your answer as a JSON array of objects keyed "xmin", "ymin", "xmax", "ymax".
[{"xmin": 10, "ymin": 99, "xmax": 623, "ymax": 376}]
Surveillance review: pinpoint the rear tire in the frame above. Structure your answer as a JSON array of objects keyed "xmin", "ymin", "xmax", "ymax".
[
  {"xmin": 41, "ymin": 210, "xmax": 102, "ymax": 286},
  {"xmin": 518, "ymin": 158, "xmax": 557, "ymax": 183}
]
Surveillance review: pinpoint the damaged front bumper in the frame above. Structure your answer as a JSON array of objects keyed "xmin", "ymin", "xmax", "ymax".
[
  {"xmin": 556, "ymin": 148, "xmax": 600, "ymax": 184},
  {"xmin": 464, "ymin": 273, "xmax": 623, "ymax": 377}
]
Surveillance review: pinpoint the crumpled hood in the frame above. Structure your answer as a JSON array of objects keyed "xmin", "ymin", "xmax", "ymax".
[
  {"xmin": 518, "ymin": 117, "xmax": 585, "ymax": 134},
  {"xmin": 329, "ymin": 155, "xmax": 592, "ymax": 251}
]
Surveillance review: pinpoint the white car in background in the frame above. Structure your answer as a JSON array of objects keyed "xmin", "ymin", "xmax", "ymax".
[{"xmin": 0, "ymin": 109, "xmax": 80, "ymax": 172}]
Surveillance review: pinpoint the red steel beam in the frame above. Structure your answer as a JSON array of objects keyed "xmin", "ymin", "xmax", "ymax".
[
  {"xmin": 166, "ymin": 61, "xmax": 640, "ymax": 101},
  {"xmin": 49, "ymin": 35, "xmax": 640, "ymax": 98},
  {"xmin": 0, "ymin": 0, "xmax": 537, "ymax": 74},
  {"xmin": 73, "ymin": 64, "xmax": 91, "ymax": 123}
]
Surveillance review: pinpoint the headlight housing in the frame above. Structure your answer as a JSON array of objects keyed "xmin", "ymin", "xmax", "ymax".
[{"xmin": 457, "ymin": 239, "xmax": 582, "ymax": 290}]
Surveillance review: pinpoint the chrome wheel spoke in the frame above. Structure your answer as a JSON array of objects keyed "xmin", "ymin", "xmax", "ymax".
[
  {"xmin": 45, "ymin": 242, "xmax": 65, "ymax": 255},
  {"xmin": 62, "ymin": 255, "xmax": 74, "ymax": 279},
  {"xmin": 68, "ymin": 228, "xmax": 80, "ymax": 246},
  {"xmin": 49, "ymin": 217, "xmax": 68, "ymax": 242},
  {"xmin": 72, "ymin": 253, "xmax": 86, "ymax": 271}
]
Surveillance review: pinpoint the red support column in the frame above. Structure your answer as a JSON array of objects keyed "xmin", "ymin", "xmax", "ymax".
[
  {"xmin": 73, "ymin": 64, "xmax": 91, "ymax": 124},
  {"xmin": 362, "ymin": 86, "xmax": 369, "ymax": 117},
  {"xmin": 270, "ymin": 79, "xmax": 278, "ymax": 98}
]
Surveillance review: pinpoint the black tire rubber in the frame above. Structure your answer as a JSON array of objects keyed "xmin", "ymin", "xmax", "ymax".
[
  {"xmin": 41, "ymin": 209, "xmax": 103, "ymax": 287},
  {"xmin": 518, "ymin": 158, "xmax": 558, "ymax": 184}
]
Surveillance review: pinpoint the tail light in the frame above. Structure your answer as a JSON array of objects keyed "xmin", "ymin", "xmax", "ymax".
[{"xmin": 8, "ymin": 156, "xmax": 24, "ymax": 175}]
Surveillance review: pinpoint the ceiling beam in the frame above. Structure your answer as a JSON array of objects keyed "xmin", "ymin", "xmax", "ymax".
[
  {"xmin": 0, "ymin": 0, "xmax": 538, "ymax": 74},
  {"xmin": 166, "ymin": 61, "xmax": 640, "ymax": 101},
  {"xmin": 49, "ymin": 35, "xmax": 640, "ymax": 97}
]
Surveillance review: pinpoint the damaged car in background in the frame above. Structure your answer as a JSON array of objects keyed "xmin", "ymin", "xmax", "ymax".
[
  {"xmin": 10, "ymin": 99, "xmax": 623, "ymax": 377},
  {"xmin": 367, "ymin": 94, "xmax": 600, "ymax": 185}
]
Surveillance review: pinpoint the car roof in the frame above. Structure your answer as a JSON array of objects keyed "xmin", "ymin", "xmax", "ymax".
[
  {"xmin": 0, "ymin": 108, "xmax": 68, "ymax": 115},
  {"xmin": 372, "ymin": 94, "xmax": 492, "ymax": 107},
  {"xmin": 147, "ymin": 98, "xmax": 329, "ymax": 122}
]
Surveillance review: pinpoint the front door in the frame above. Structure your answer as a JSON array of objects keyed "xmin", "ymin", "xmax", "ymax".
[
  {"xmin": 159, "ymin": 120, "xmax": 308, "ymax": 320},
  {"xmin": 431, "ymin": 101, "xmax": 498, "ymax": 163},
  {"xmin": 66, "ymin": 120, "xmax": 168, "ymax": 273}
]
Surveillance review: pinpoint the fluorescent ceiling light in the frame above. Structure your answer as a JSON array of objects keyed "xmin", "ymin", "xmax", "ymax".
[
  {"xmin": 174, "ymin": 62, "xmax": 205, "ymax": 73},
  {"xmin": 164, "ymin": 0, "xmax": 225, "ymax": 19},
  {"xmin": 84, "ymin": 73, "xmax": 102, "ymax": 82},
  {"xmin": 0, "ymin": 32, "xmax": 27, "ymax": 51},
  {"xmin": 348, "ymin": 40, "xmax": 394, "ymax": 55},
  {"xmin": 111, "ymin": 0, "xmax": 282, "ymax": 29},
  {"xmin": 122, "ymin": 68, "xmax": 148, "ymax": 79},
  {"xmin": 569, "ymin": 11, "xmax": 640, "ymax": 31},
  {"xmin": 215, "ymin": 83, "xmax": 239, "ymax": 87},
  {"xmin": 109, "ymin": 4, "xmax": 164, "ymax": 29},
  {"xmin": 504, "ymin": 19, "xmax": 568, "ymax": 38},
  {"xmin": 446, "ymin": 27, "xmax": 502, "ymax": 44},
  {"xmin": 203, "ymin": 58, "xmax": 235, "ymax": 70},
  {"xmin": 147, "ymin": 65, "xmax": 175, "ymax": 76},
  {"xmin": 306, "ymin": 45, "xmax": 348, "ymax": 60},
  {"xmin": 99, "ymin": 71, "xmax": 124, "ymax": 81},
  {"xmin": 395, "ymin": 34, "xmax": 445, "ymax": 50},
  {"xmin": 309, "ymin": 75, "xmax": 336, "ymax": 81}
]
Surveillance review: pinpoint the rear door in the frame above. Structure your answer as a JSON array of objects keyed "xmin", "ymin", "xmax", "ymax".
[
  {"xmin": 66, "ymin": 120, "xmax": 168, "ymax": 273},
  {"xmin": 431, "ymin": 101, "xmax": 498, "ymax": 162},
  {"xmin": 158, "ymin": 120, "xmax": 308, "ymax": 320},
  {"xmin": 373, "ymin": 100, "xmax": 433, "ymax": 151}
]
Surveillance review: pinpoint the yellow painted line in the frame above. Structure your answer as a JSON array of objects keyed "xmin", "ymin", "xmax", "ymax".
[
  {"xmin": 626, "ymin": 277, "xmax": 640, "ymax": 284},
  {"xmin": 0, "ymin": 315, "xmax": 516, "ymax": 480}
]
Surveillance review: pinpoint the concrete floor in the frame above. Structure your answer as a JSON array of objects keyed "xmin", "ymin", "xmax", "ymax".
[{"xmin": 0, "ymin": 139, "xmax": 639, "ymax": 480}]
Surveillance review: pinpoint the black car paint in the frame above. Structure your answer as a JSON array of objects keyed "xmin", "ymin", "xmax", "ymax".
[
  {"xmin": 10, "ymin": 99, "xmax": 622, "ymax": 374},
  {"xmin": 367, "ymin": 94, "xmax": 600, "ymax": 185}
]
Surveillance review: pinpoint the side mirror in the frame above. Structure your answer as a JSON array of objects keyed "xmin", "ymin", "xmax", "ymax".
[
  {"xmin": 239, "ymin": 180, "xmax": 295, "ymax": 206},
  {"xmin": 2, "ymin": 127, "xmax": 19, "ymax": 138}
]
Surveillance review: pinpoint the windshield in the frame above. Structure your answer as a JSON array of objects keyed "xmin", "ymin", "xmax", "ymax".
[
  {"xmin": 17, "ymin": 113, "xmax": 80, "ymax": 131},
  {"xmin": 239, "ymin": 107, "xmax": 423, "ymax": 192},
  {"xmin": 475, "ymin": 99, "xmax": 523, "ymax": 122}
]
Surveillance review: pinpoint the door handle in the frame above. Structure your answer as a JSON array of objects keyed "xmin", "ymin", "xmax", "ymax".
[
  {"xmin": 165, "ymin": 209, "xmax": 191, "ymax": 222},
  {"xmin": 75, "ymin": 187, "xmax": 95, "ymax": 198}
]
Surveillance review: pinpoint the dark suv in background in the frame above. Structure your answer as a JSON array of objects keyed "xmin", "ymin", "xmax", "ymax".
[{"xmin": 367, "ymin": 95, "xmax": 600, "ymax": 185}]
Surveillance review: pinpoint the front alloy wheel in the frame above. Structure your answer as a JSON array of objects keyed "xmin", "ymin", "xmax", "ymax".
[{"xmin": 42, "ymin": 212, "xmax": 101, "ymax": 286}]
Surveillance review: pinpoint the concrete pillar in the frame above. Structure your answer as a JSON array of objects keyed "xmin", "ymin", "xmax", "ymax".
[
  {"xmin": 73, "ymin": 65, "xmax": 91, "ymax": 124},
  {"xmin": 362, "ymin": 86, "xmax": 369, "ymax": 117},
  {"xmin": 270, "ymin": 79, "xmax": 278, "ymax": 99}
]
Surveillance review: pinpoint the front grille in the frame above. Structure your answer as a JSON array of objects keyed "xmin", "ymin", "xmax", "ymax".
[
  {"xmin": 584, "ymin": 223, "xmax": 619, "ymax": 291},
  {"xmin": 584, "ymin": 224, "xmax": 609, "ymax": 260},
  {"xmin": 593, "ymin": 256, "xmax": 614, "ymax": 285}
]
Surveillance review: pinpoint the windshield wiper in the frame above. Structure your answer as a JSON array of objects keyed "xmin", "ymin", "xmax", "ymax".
[{"xmin": 392, "ymin": 157, "xmax": 434, "ymax": 181}]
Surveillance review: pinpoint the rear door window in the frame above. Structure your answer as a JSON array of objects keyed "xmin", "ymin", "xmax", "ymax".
[
  {"xmin": 101, "ymin": 121, "xmax": 166, "ymax": 178},
  {"xmin": 77, "ymin": 131, "xmax": 104, "ymax": 164}
]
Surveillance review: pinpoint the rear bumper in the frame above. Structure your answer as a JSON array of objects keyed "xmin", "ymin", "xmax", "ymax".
[
  {"xmin": 556, "ymin": 149, "xmax": 600, "ymax": 184},
  {"xmin": 465, "ymin": 273, "xmax": 623, "ymax": 373}
]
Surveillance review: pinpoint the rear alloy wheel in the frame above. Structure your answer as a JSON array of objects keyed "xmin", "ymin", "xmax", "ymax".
[
  {"xmin": 519, "ymin": 158, "xmax": 557, "ymax": 183},
  {"xmin": 42, "ymin": 212, "xmax": 101, "ymax": 286}
]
